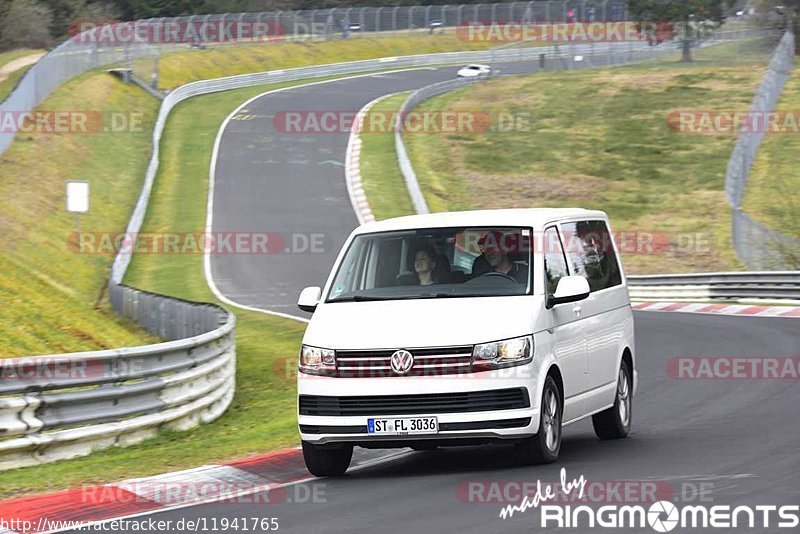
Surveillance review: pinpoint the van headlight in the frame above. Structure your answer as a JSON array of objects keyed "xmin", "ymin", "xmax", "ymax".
[
  {"xmin": 472, "ymin": 335, "xmax": 533, "ymax": 370},
  {"xmin": 299, "ymin": 345, "xmax": 336, "ymax": 376}
]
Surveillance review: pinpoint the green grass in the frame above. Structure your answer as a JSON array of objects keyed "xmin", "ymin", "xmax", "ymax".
[
  {"xmin": 146, "ymin": 33, "xmax": 496, "ymax": 90},
  {"xmin": 0, "ymin": 32, "xmax": 495, "ymax": 358},
  {"xmin": 359, "ymin": 92, "xmax": 416, "ymax": 219},
  {"xmin": 365, "ymin": 43, "xmax": 779, "ymax": 274},
  {"xmin": 743, "ymin": 68, "xmax": 800, "ymax": 242},
  {"xmin": 0, "ymin": 73, "xmax": 160, "ymax": 357}
]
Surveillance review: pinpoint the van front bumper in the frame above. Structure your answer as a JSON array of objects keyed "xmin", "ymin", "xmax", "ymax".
[{"xmin": 297, "ymin": 371, "xmax": 539, "ymax": 445}]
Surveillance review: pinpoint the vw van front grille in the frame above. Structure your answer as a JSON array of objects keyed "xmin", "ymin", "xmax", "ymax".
[
  {"xmin": 299, "ymin": 388, "xmax": 530, "ymax": 416},
  {"xmin": 335, "ymin": 345, "xmax": 474, "ymax": 377}
]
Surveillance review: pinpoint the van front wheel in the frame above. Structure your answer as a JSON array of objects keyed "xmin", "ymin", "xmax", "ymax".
[
  {"xmin": 592, "ymin": 360, "xmax": 632, "ymax": 440},
  {"xmin": 515, "ymin": 375, "xmax": 562, "ymax": 464},
  {"xmin": 302, "ymin": 441, "xmax": 353, "ymax": 477}
]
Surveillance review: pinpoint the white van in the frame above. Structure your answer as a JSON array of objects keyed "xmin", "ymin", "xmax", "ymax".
[{"xmin": 296, "ymin": 208, "xmax": 636, "ymax": 476}]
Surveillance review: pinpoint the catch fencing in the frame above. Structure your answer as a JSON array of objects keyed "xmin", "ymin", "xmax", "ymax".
[
  {"xmin": 0, "ymin": 1, "xmax": 632, "ymax": 156},
  {"xmin": 394, "ymin": 29, "xmax": 775, "ymax": 215},
  {"xmin": 111, "ymin": 36, "xmax": 730, "ymax": 285},
  {"xmin": 725, "ymin": 30, "xmax": 798, "ymax": 269}
]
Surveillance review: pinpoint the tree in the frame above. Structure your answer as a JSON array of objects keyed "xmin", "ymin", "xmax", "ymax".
[
  {"xmin": 0, "ymin": 0, "xmax": 54, "ymax": 50},
  {"xmin": 627, "ymin": 0, "xmax": 728, "ymax": 61},
  {"xmin": 40, "ymin": 0, "xmax": 121, "ymax": 40}
]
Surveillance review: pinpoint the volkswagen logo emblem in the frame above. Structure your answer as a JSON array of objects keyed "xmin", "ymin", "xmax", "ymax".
[{"xmin": 390, "ymin": 350, "xmax": 414, "ymax": 375}]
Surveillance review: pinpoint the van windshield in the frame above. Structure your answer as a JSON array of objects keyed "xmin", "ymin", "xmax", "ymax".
[{"xmin": 326, "ymin": 226, "xmax": 532, "ymax": 302}]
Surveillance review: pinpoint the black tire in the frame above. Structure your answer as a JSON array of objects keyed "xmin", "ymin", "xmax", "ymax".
[
  {"xmin": 592, "ymin": 359, "xmax": 633, "ymax": 440},
  {"xmin": 302, "ymin": 441, "xmax": 353, "ymax": 477},
  {"xmin": 515, "ymin": 375, "xmax": 562, "ymax": 464}
]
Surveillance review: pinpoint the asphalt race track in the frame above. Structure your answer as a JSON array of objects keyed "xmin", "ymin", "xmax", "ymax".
[
  {"xmin": 83, "ymin": 313, "xmax": 799, "ymax": 533},
  {"xmin": 208, "ymin": 62, "xmax": 555, "ymax": 317},
  {"xmin": 209, "ymin": 47, "xmax": 645, "ymax": 317},
  {"xmin": 86, "ymin": 56, "xmax": 799, "ymax": 533}
]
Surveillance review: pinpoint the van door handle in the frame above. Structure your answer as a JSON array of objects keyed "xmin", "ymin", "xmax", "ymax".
[{"xmin": 573, "ymin": 306, "xmax": 582, "ymax": 317}]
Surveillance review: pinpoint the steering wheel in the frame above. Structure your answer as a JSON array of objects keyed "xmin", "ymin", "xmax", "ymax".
[{"xmin": 479, "ymin": 271, "xmax": 517, "ymax": 283}]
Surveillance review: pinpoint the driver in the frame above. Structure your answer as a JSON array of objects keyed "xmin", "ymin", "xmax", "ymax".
[{"xmin": 478, "ymin": 231, "xmax": 527, "ymax": 284}]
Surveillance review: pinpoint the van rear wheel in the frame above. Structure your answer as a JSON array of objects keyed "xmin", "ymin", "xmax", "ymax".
[
  {"xmin": 515, "ymin": 375, "xmax": 561, "ymax": 464},
  {"xmin": 302, "ymin": 441, "xmax": 353, "ymax": 477},
  {"xmin": 592, "ymin": 360, "xmax": 632, "ymax": 440}
]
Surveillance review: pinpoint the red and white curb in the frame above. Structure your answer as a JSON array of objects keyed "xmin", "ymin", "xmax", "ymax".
[
  {"xmin": 632, "ymin": 301, "xmax": 800, "ymax": 317},
  {"xmin": 0, "ymin": 448, "xmax": 403, "ymax": 533},
  {"xmin": 345, "ymin": 93, "xmax": 399, "ymax": 226}
]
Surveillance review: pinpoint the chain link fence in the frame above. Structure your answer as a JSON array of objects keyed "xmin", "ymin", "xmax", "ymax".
[
  {"xmin": 394, "ymin": 28, "xmax": 779, "ymax": 216},
  {"xmin": 725, "ymin": 30, "xmax": 798, "ymax": 269},
  {"xmin": 0, "ymin": 1, "xmax": 634, "ymax": 156}
]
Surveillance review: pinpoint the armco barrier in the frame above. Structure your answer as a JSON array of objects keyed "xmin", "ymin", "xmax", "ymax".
[
  {"xmin": 0, "ymin": 285, "xmax": 234, "ymax": 470},
  {"xmin": 110, "ymin": 38, "xmax": 699, "ymax": 284},
  {"xmin": 0, "ymin": 0, "xmax": 634, "ymax": 157},
  {"xmin": 627, "ymin": 272, "xmax": 800, "ymax": 302},
  {"xmin": 395, "ymin": 77, "xmax": 480, "ymax": 214}
]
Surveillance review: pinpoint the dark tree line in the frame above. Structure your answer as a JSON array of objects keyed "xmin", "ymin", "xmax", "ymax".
[
  {"xmin": 2, "ymin": 0, "xmax": 797, "ymax": 51},
  {"xmin": 0, "ymin": 0, "xmax": 502, "ymax": 50}
]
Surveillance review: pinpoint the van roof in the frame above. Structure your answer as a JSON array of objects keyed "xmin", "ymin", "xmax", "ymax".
[{"xmin": 356, "ymin": 208, "xmax": 607, "ymax": 233}]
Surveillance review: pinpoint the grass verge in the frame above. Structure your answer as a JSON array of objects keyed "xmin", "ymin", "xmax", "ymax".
[
  {"xmin": 0, "ymin": 77, "xmax": 370, "ymax": 498},
  {"xmin": 0, "ymin": 31, "xmax": 498, "ymax": 357},
  {"xmin": 0, "ymin": 73, "xmax": 160, "ymax": 357},
  {"xmin": 363, "ymin": 42, "xmax": 778, "ymax": 273}
]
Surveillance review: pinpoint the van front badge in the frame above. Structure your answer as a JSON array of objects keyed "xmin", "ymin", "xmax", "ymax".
[{"xmin": 390, "ymin": 350, "xmax": 414, "ymax": 375}]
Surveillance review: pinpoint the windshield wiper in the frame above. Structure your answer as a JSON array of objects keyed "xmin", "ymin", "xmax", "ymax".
[{"xmin": 329, "ymin": 295, "xmax": 395, "ymax": 303}]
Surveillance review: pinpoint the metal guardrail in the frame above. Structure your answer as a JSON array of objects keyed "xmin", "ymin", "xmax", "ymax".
[
  {"xmin": 115, "ymin": 36, "xmax": 739, "ymax": 284},
  {"xmin": 627, "ymin": 272, "xmax": 800, "ymax": 302},
  {"xmin": 0, "ymin": 284, "xmax": 235, "ymax": 470},
  {"xmin": 0, "ymin": 0, "xmax": 633, "ymax": 157},
  {"xmin": 395, "ymin": 77, "xmax": 481, "ymax": 214}
]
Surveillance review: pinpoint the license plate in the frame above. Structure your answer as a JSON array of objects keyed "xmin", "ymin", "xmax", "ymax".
[{"xmin": 367, "ymin": 417, "xmax": 438, "ymax": 435}]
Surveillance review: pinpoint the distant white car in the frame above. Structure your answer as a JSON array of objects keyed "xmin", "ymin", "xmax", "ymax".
[{"xmin": 457, "ymin": 64, "xmax": 491, "ymax": 78}]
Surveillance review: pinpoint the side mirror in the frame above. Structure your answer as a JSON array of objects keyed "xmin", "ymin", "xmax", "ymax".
[
  {"xmin": 297, "ymin": 286, "xmax": 322, "ymax": 313},
  {"xmin": 546, "ymin": 275, "xmax": 590, "ymax": 309}
]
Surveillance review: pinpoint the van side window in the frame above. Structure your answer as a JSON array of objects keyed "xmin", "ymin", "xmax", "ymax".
[
  {"xmin": 560, "ymin": 220, "xmax": 622, "ymax": 292},
  {"xmin": 543, "ymin": 226, "xmax": 569, "ymax": 297}
]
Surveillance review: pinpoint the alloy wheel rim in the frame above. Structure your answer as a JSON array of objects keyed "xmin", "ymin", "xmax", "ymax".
[
  {"xmin": 543, "ymin": 389, "xmax": 560, "ymax": 451},
  {"xmin": 617, "ymin": 368, "xmax": 630, "ymax": 427}
]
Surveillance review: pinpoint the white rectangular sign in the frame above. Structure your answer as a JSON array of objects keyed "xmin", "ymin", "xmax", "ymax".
[{"xmin": 66, "ymin": 181, "xmax": 89, "ymax": 213}]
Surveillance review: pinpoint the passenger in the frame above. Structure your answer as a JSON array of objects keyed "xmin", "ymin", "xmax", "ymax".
[
  {"xmin": 412, "ymin": 244, "xmax": 439, "ymax": 286},
  {"xmin": 478, "ymin": 231, "xmax": 527, "ymax": 284}
]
